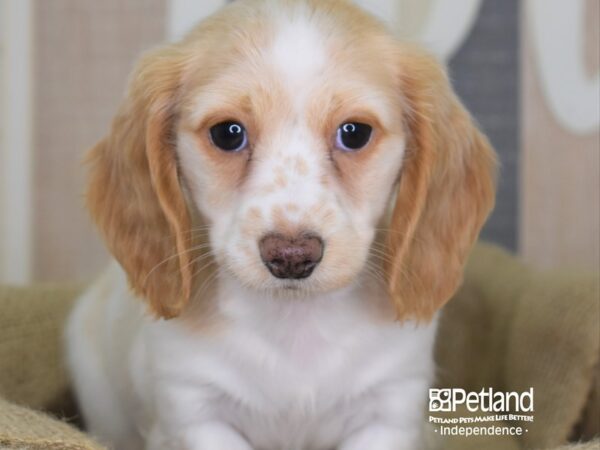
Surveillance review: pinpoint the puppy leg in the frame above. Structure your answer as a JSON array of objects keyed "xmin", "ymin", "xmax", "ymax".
[
  {"xmin": 339, "ymin": 424, "xmax": 422, "ymax": 450},
  {"xmin": 183, "ymin": 422, "xmax": 254, "ymax": 450},
  {"xmin": 147, "ymin": 422, "xmax": 253, "ymax": 450},
  {"xmin": 339, "ymin": 377, "xmax": 429, "ymax": 450},
  {"xmin": 66, "ymin": 291, "xmax": 143, "ymax": 450}
]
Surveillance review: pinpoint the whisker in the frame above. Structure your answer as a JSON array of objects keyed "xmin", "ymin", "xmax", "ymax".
[
  {"xmin": 195, "ymin": 264, "xmax": 220, "ymax": 300},
  {"xmin": 178, "ymin": 248, "xmax": 216, "ymax": 274},
  {"xmin": 142, "ymin": 243, "xmax": 214, "ymax": 286}
]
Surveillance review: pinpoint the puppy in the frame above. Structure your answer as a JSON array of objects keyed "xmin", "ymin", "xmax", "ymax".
[{"xmin": 65, "ymin": 0, "xmax": 496, "ymax": 449}]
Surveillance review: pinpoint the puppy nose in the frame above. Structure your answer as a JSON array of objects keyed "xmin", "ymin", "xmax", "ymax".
[{"xmin": 259, "ymin": 233, "xmax": 324, "ymax": 279}]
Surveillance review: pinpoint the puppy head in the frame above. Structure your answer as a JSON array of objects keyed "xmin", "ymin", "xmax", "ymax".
[{"xmin": 87, "ymin": 0, "xmax": 496, "ymax": 320}]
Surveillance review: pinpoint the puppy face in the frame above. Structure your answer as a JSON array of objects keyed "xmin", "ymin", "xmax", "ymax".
[
  {"xmin": 86, "ymin": 0, "xmax": 496, "ymax": 319},
  {"xmin": 176, "ymin": 12, "xmax": 405, "ymax": 295}
]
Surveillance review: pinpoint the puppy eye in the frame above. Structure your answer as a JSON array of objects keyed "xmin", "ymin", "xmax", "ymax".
[
  {"xmin": 209, "ymin": 121, "xmax": 248, "ymax": 152},
  {"xmin": 336, "ymin": 122, "xmax": 372, "ymax": 151}
]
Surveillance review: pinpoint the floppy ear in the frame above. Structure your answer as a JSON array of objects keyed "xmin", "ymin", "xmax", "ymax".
[
  {"xmin": 386, "ymin": 47, "xmax": 497, "ymax": 321},
  {"xmin": 86, "ymin": 46, "xmax": 194, "ymax": 319}
]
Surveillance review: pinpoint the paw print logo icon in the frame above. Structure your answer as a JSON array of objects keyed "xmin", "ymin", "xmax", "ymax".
[{"xmin": 429, "ymin": 389, "xmax": 452, "ymax": 412}]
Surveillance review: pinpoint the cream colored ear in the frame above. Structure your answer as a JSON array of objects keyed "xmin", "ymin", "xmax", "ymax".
[
  {"xmin": 86, "ymin": 46, "xmax": 195, "ymax": 319},
  {"xmin": 386, "ymin": 46, "xmax": 497, "ymax": 321}
]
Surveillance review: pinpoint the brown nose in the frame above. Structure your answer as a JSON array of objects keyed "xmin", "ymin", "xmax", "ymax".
[{"xmin": 259, "ymin": 233, "xmax": 324, "ymax": 279}]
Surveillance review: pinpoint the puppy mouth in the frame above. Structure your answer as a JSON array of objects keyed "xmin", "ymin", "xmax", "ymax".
[{"xmin": 269, "ymin": 277, "xmax": 316, "ymax": 294}]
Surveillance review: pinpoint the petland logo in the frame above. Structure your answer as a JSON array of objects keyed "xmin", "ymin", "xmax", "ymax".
[{"xmin": 429, "ymin": 388, "xmax": 534, "ymax": 413}]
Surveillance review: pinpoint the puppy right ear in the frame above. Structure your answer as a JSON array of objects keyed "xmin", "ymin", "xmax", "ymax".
[
  {"xmin": 86, "ymin": 45, "xmax": 195, "ymax": 319},
  {"xmin": 385, "ymin": 46, "xmax": 497, "ymax": 322}
]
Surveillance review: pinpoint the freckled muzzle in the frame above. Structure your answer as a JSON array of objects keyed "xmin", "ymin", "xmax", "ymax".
[{"xmin": 259, "ymin": 233, "xmax": 324, "ymax": 280}]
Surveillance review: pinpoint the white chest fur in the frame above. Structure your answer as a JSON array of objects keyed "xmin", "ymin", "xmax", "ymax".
[{"xmin": 68, "ymin": 265, "xmax": 437, "ymax": 450}]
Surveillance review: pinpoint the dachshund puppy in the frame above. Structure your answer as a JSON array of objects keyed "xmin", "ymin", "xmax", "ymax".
[{"xmin": 66, "ymin": 1, "xmax": 496, "ymax": 449}]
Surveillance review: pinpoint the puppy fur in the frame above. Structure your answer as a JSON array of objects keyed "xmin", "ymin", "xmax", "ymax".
[{"xmin": 65, "ymin": 1, "xmax": 496, "ymax": 449}]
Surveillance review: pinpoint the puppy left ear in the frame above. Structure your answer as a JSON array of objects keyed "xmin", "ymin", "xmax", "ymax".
[
  {"xmin": 386, "ymin": 46, "xmax": 497, "ymax": 321},
  {"xmin": 86, "ymin": 45, "xmax": 196, "ymax": 319}
]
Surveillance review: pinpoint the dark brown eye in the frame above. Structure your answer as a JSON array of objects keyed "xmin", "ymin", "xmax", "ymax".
[
  {"xmin": 209, "ymin": 121, "xmax": 247, "ymax": 151},
  {"xmin": 336, "ymin": 122, "xmax": 372, "ymax": 151}
]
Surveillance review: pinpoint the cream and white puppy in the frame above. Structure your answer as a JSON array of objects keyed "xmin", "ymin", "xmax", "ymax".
[{"xmin": 65, "ymin": 1, "xmax": 496, "ymax": 449}]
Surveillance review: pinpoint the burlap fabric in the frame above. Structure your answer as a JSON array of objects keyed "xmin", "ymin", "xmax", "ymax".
[
  {"xmin": 433, "ymin": 244, "xmax": 600, "ymax": 450},
  {"xmin": 0, "ymin": 284, "xmax": 101, "ymax": 449}
]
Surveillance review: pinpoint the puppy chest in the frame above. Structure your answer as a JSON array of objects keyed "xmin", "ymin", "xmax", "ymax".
[{"xmin": 210, "ymin": 334, "xmax": 388, "ymax": 448}]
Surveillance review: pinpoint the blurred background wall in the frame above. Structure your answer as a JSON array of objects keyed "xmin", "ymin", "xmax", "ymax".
[{"xmin": 0, "ymin": 0, "xmax": 598, "ymax": 284}]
